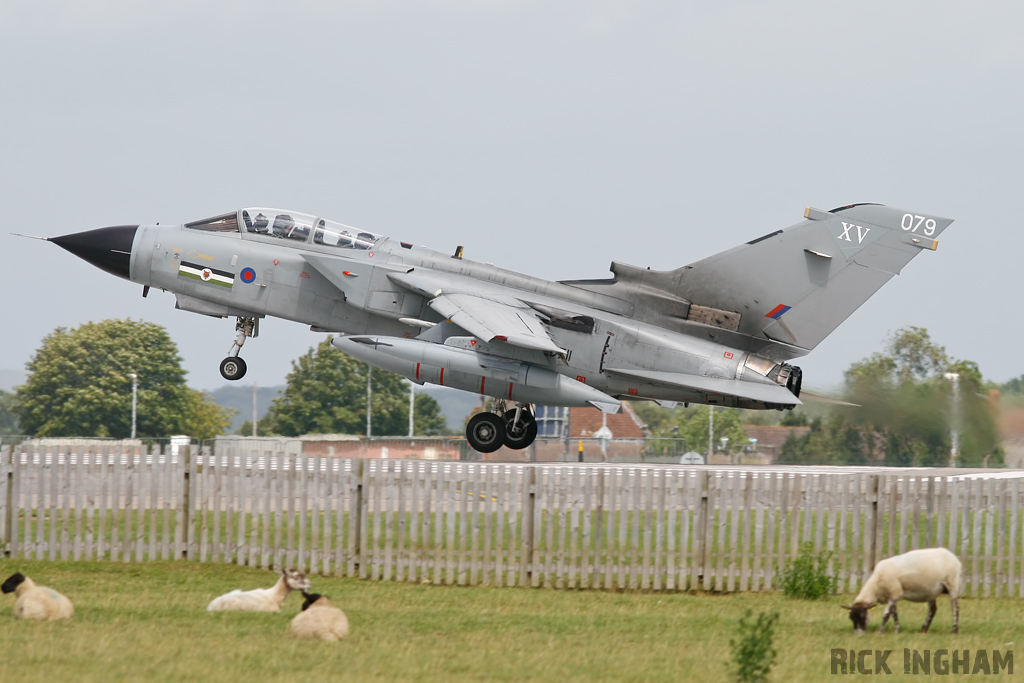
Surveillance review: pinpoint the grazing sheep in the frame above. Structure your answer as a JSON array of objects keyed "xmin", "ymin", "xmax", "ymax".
[
  {"xmin": 207, "ymin": 568, "xmax": 311, "ymax": 612},
  {"xmin": 289, "ymin": 592, "xmax": 350, "ymax": 642},
  {"xmin": 1, "ymin": 572, "xmax": 74, "ymax": 621},
  {"xmin": 842, "ymin": 547, "xmax": 963, "ymax": 634}
]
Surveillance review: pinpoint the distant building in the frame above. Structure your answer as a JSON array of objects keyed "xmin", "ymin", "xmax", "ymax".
[
  {"xmin": 740, "ymin": 424, "xmax": 811, "ymax": 464},
  {"xmin": 534, "ymin": 403, "xmax": 645, "ymax": 440},
  {"xmin": 1000, "ymin": 402, "xmax": 1024, "ymax": 468}
]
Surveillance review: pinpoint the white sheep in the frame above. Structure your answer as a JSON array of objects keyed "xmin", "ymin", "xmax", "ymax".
[
  {"xmin": 842, "ymin": 547, "xmax": 963, "ymax": 634},
  {"xmin": 289, "ymin": 592, "xmax": 350, "ymax": 642},
  {"xmin": 207, "ymin": 568, "xmax": 311, "ymax": 612},
  {"xmin": 1, "ymin": 572, "xmax": 74, "ymax": 621}
]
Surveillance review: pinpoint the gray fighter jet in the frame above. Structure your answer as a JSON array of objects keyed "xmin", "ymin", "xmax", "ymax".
[{"xmin": 33, "ymin": 203, "xmax": 951, "ymax": 452}]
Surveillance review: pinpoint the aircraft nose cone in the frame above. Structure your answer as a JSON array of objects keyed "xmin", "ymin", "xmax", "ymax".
[{"xmin": 50, "ymin": 225, "xmax": 139, "ymax": 280}]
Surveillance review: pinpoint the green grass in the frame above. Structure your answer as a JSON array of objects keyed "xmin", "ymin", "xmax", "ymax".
[{"xmin": 0, "ymin": 560, "xmax": 1021, "ymax": 682}]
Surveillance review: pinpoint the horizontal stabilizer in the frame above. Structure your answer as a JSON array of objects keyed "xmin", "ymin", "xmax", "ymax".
[{"xmin": 605, "ymin": 367, "xmax": 801, "ymax": 405}]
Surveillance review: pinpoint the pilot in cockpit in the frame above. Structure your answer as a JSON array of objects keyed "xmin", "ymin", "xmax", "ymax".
[
  {"xmin": 271, "ymin": 214, "xmax": 295, "ymax": 238},
  {"xmin": 243, "ymin": 210, "xmax": 269, "ymax": 234}
]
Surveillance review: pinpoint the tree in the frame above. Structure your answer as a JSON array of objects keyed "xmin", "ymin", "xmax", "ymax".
[
  {"xmin": 267, "ymin": 338, "xmax": 451, "ymax": 437},
  {"xmin": 999, "ymin": 374, "xmax": 1024, "ymax": 395},
  {"xmin": 841, "ymin": 327, "xmax": 1000, "ymax": 466},
  {"xmin": 413, "ymin": 393, "xmax": 452, "ymax": 436},
  {"xmin": 235, "ymin": 416, "xmax": 280, "ymax": 437},
  {"xmin": 777, "ymin": 417, "xmax": 868, "ymax": 466},
  {"xmin": 777, "ymin": 327, "xmax": 1001, "ymax": 467},
  {"xmin": 183, "ymin": 390, "xmax": 236, "ymax": 441},
  {"xmin": 678, "ymin": 406, "xmax": 749, "ymax": 456},
  {"xmin": 637, "ymin": 402, "xmax": 748, "ymax": 455},
  {"xmin": 14, "ymin": 319, "xmax": 232, "ymax": 439},
  {"xmin": 0, "ymin": 389, "xmax": 19, "ymax": 435}
]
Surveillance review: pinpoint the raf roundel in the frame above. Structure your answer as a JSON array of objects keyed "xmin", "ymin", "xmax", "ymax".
[{"xmin": 240, "ymin": 267, "xmax": 256, "ymax": 284}]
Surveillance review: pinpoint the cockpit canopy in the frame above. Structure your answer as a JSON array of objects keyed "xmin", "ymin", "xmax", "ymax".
[{"xmin": 184, "ymin": 208, "xmax": 383, "ymax": 250}]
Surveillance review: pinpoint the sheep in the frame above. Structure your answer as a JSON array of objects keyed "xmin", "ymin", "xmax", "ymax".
[
  {"xmin": 289, "ymin": 592, "xmax": 350, "ymax": 642},
  {"xmin": 207, "ymin": 568, "xmax": 311, "ymax": 612},
  {"xmin": 1, "ymin": 572, "xmax": 74, "ymax": 621},
  {"xmin": 842, "ymin": 547, "xmax": 963, "ymax": 634}
]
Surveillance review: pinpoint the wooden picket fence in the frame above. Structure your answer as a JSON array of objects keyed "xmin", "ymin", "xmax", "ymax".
[{"xmin": 2, "ymin": 444, "xmax": 1023, "ymax": 596}]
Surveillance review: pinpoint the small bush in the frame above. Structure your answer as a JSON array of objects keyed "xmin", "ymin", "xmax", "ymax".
[
  {"xmin": 777, "ymin": 542, "xmax": 838, "ymax": 599},
  {"xmin": 729, "ymin": 610, "xmax": 779, "ymax": 683}
]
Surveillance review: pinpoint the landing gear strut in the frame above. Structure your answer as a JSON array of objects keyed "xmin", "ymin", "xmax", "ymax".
[
  {"xmin": 502, "ymin": 405, "xmax": 537, "ymax": 450},
  {"xmin": 465, "ymin": 401, "xmax": 538, "ymax": 453},
  {"xmin": 219, "ymin": 316, "xmax": 258, "ymax": 381}
]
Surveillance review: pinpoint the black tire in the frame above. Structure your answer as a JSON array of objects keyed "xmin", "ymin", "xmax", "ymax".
[
  {"xmin": 503, "ymin": 409, "xmax": 537, "ymax": 450},
  {"xmin": 220, "ymin": 356, "xmax": 247, "ymax": 381},
  {"xmin": 466, "ymin": 412, "xmax": 506, "ymax": 453}
]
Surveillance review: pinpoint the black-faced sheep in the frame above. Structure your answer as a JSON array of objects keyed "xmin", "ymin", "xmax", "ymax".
[
  {"xmin": 842, "ymin": 547, "xmax": 963, "ymax": 634},
  {"xmin": 289, "ymin": 592, "xmax": 350, "ymax": 641},
  {"xmin": 207, "ymin": 568, "xmax": 311, "ymax": 612},
  {"xmin": 1, "ymin": 572, "xmax": 74, "ymax": 621}
]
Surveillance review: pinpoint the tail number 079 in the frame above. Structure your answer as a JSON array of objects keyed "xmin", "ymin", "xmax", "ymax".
[{"xmin": 901, "ymin": 213, "xmax": 936, "ymax": 236}]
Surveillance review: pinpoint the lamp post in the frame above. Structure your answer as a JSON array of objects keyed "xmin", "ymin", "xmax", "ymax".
[
  {"xmin": 366, "ymin": 365, "xmax": 372, "ymax": 438},
  {"xmin": 944, "ymin": 372, "xmax": 960, "ymax": 467},
  {"xmin": 708, "ymin": 405, "xmax": 714, "ymax": 458},
  {"xmin": 408, "ymin": 380, "xmax": 415, "ymax": 437},
  {"xmin": 127, "ymin": 373, "xmax": 138, "ymax": 440}
]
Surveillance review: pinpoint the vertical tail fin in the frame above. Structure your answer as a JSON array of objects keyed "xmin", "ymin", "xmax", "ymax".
[{"xmin": 565, "ymin": 203, "xmax": 953, "ymax": 359}]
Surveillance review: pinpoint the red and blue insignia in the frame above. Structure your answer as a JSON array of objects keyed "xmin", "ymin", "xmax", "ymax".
[
  {"xmin": 240, "ymin": 267, "xmax": 256, "ymax": 283},
  {"xmin": 765, "ymin": 304, "xmax": 791, "ymax": 319}
]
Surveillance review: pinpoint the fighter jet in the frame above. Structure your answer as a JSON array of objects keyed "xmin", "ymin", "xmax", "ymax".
[{"xmin": 30, "ymin": 203, "xmax": 951, "ymax": 452}]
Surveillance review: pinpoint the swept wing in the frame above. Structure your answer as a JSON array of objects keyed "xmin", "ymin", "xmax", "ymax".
[{"xmin": 388, "ymin": 270, "xmax": 565, "ymax": 354}]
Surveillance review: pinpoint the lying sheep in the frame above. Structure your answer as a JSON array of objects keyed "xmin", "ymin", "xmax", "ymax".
[
  {"xmin": 289, "ymin": 592, "xmax": 350, "ymax": 642},
  {"xmin": 842, "ymin": 547, "xmax": 963, "ymax": 634},
  {"xmin": 207, "ymin": 568, "xmax": 311, "ymax": 612},
  {"xmin": 1, "ymin": 572, "xmax": 74, "ymax": 621}
]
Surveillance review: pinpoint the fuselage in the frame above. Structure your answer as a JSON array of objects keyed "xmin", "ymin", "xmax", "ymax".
[{"xmin": 108, "ymin": 207, "xmax": 797, "ymax": 410}]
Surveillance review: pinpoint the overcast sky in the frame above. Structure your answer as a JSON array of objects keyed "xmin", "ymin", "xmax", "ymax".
[{"xmin": 1, "ymin": 1, "xmax": 1021, "ymax": 394}]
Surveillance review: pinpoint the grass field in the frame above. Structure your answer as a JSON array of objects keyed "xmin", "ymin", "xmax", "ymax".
[{"xmin": 0, "ymin": 559, "xmax": 1021, "ymax": 682}]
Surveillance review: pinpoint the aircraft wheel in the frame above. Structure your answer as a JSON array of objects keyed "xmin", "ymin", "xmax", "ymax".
[
  {"xmin": 219, "ymin": 356, "xmax": 247, "ymax": 381},
  {"xmin": 466, "ymin": 413, "xmax": 506, "ymax": 453},
  {"xmin": 503, "ymin": 410, "xmax": 537, "ymax": 450}
]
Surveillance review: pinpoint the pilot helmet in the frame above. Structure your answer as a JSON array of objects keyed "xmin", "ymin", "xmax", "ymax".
[
  {"xmin": 252, "ymin": 212, "xmax": 269, "ymax": 233},
  {"xmin": 272, "ymin": 214, "xmax": 294, "ymax": 237}
]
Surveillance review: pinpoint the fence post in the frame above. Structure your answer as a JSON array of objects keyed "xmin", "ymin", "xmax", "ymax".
[
  {"xmin": 697, "ymin": 470, "xmax": 712, "ymax": 589},
  {"xmin": 2, "ymin": 445, "xmax": 12, "ymax": 557},
  {"xmin": 869, "ymin": 474, "xmax": 881, "ymax": 569},
  {"xmin": 352, "ymin": 459, "xmax": 365, "ymax": 576},
  {"xmin": 521, "ymin": 466, "xmax": 536, "ymax": 586},
  {"xmin": 182, "ymin": 445, "xmax": 192, "ymax": 560}
]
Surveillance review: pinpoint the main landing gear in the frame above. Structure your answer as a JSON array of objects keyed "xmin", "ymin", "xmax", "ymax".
[
  {"xmin": 466, "ymin": 401, "xmax": 537, "ymax": 453},
  {"xmin": 219, "ymin": 316, "xmax": 258, "ymax": 381}
]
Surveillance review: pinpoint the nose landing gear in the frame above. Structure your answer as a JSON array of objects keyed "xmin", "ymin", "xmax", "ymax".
[
  {"xmin": 219, "ymin": 356, "xmax": 247, "ymax": 381},
  {"xmin": 465, "ymin": 401, "xmax": 538, "ymax": 453},
  {"xmin": 219, "ymin": 316, "xmax": 258, "ymax": 381}
]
